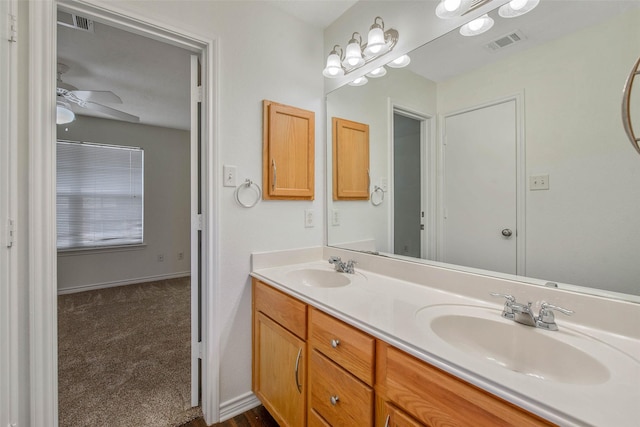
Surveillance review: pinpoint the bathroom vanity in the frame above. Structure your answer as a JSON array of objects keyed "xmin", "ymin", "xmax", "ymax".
[{"xmin": 251, "ymin": 247, "xmax": 640, "ymax": 427}]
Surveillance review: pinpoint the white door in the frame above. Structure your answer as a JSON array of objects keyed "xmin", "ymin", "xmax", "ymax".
[
  {"xmin": 442, "ymin": 99, "xmax": 518, "ymax": 274},
  {"xmin": 190, "ymin": 54, "xmax": 202, "ymax": 407}
]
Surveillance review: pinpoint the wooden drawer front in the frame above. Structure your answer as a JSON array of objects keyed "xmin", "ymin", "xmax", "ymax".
[
  {"xmin": 308, "ymin": 409, "xmax": 331, "ymax": 427},
  {"xmin": 378, "ymin": 344, "xmax": 554, "ymax": 427},
  {"xmin": 309, "ymin": 350, "xmax": 373, "ymax": 427},
  {"xmin": 376, "ymin": 396, "xmax": 425, "ymax": 427},
  {"xmin": 253, "ymin": 279, "xmax": 307, "ymax": 339},
  {"xmin": 309, "ymin": 307, "xmax": 375, "ymax": 386}
]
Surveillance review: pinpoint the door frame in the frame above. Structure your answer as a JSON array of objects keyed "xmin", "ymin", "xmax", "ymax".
[
  {"xmin": 389, "ymin": 101, "xmax": 435, "ymax": 259},
  {"xmin": 437, "ymin": 93, "xmax": 526, "ymax": 274},
  {"xmin": 28, "ymin": 0, "xmax": 220, "ymax": 425}
]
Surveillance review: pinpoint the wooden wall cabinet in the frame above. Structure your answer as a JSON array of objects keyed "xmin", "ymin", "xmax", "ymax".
[
  {"xmin": 263, "ymin": 100, "xmax": 315, "ymax": 200},
  {"xmin": 332, "ymin": 117, "xmax": 370, "ymax": 200}
]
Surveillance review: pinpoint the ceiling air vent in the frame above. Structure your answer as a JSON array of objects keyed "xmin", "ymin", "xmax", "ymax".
[
  {"xmin": 57, "ymin": 10, "xmax": 94, "ymax": 33},
  {"xmin": 484, "ymin": 30, "xmax": 526, "ymax": 52}
]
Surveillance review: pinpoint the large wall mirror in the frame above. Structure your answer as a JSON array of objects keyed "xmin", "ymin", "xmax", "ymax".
[{"xmin": 327, "ymin": 1, "xmax": 640, "ymax": 302}]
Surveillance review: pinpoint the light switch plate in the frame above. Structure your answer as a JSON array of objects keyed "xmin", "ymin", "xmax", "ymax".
[{"xmin": 223, "ymin": 165, "xmax": 237, "ymax": 187}]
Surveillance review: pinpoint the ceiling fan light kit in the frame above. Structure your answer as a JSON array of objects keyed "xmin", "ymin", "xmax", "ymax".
[
  {"xmin": 323, "ymin": 16, "xmax": 410, "ymax": 88},
  {"xmin": 56, "ymin": 62, "xmax": 140, "ymax": 124}
]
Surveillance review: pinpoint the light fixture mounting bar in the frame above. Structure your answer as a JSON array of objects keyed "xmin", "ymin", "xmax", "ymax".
[{"xmin": 461, "ymin": 0, "xmax": 493, "ymax": 16}]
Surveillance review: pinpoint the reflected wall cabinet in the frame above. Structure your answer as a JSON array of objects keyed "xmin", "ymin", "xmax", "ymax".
[
  {"xmin": 332, "ymin": 117, "xmax": 370, "ymax": 200},
  {"xmin": 263, "ymin": 100, "xmax": 315, "ymax": 200}
]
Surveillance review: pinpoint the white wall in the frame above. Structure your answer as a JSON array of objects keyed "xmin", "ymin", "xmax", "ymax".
[
  {"xmin": 437, "ymin": 10, "xmax": 640, "ymax": 295},
  {"xmin": 56, "ymin": 116, "xmax": 191, "ymax": 293},
  {"xmin": 327, "ymin": 67, "xmax": 437, "ymax": 252},
  {"xmin": 88, "ymin": 0, "xmax": 326, "ymax": 406}
]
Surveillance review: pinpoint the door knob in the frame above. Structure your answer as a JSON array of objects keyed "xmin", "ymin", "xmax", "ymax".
[{"xmin": 501, "ymin": 228, "xmax": 513, "ymax": 237}]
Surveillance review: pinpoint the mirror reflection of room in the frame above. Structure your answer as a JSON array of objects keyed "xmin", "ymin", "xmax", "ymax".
[{"xmin": 327, "ymin": 2, "xmax": 640, "ymax": 298}]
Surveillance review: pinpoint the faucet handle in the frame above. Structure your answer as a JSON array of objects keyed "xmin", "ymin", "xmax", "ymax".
[
  {"xmin": 536, "ymin": 302, "xmax": 573, "ymax": 331},
  {"xmin": 490, "ymin": 292, "xmax": 516, "ymax": 320},
  {"xmin": 328, "ymin": 256, "xmax": 342, "ymax": 264}
]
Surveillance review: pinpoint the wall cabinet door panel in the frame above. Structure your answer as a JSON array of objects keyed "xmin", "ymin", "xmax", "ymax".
[
  {"xmin": 333, "ymin": 117, "xmax": 370, "ymax": 200},
  {"xmin": 263, "ymin": 100, "xmax": 315, "ymax": 200}
]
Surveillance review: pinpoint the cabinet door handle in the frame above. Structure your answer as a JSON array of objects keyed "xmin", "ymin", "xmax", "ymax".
[
  {"xmin": 294, "ymin": 347, "xmax": 302, "ymax": 393},
  {"xmin": 384, "ymin": 414, "xmax": 390, "ymax": 427},
  {"xmin": 330, "ymin": 339, "xmax": 340, "ymax": 348},
  {"xmin": 272, "ymin": 159, "xmax": 277, "ymax": 191},
  {"xmin": 330, "ymin": 395, "xmax": 340, "ymax": 406}
]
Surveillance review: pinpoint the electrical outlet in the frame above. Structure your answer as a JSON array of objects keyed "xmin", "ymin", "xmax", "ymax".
[
  {"xmin": 331, "ymin": 209, "xmax": 340, "ymax": 226},
  {"xmin": 304, "ymin": 209, "xmax": 315, "ymax": 228},
  {"xmin": 530, "ymin": 174, "xmax": 550, "ymax": 191},
  {"xmin": 177, "ymin": 251, "xmax": 184, "ymax": 260},
  {"xmin": 157, "ymin": 254, "xmax": 165, "ymax": 262}
]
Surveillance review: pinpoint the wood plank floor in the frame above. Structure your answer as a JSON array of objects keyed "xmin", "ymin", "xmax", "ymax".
[{"xmin": 180, "ymin": 405, "xmax": 278, "ymax": 427}]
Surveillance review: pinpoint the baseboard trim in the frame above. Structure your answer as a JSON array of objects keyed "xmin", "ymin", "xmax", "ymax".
[
  {"xmin": 57, "ymin": 271, "xmax": 191, "ymax": 295},
  {"xmin": 219, "ymin": 392, "xmax": 261, "ymax": 422}
]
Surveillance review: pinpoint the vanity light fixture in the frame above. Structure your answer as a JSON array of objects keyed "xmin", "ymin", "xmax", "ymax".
[
  {"xmin": 322, "ymin": 16, "xmax": 399, "ymax": 78},
  {"xmin": 387, "ymin": 54, "xmax": 411, "ymax": 68},
  {"xmin": 459, "ymin": 14, "xmax": 494, "ymax": 36},
  {"xmin": 366, "ymin": 66, "xmax": 387, "ymax": 78},
  {"xmin": 56, "ymin": 100, "xmax": 75, "ymax": 125},
  {"xmin": 499, "ymin": 0, "xmax": 540, "ymax": 18},
  {"xmin": 348, "ymin": 76, "xmax": 368, "ymax": 87},
  {"xmin": 435, "ymin": 0, "xmax": 472, "ymax": 19}
]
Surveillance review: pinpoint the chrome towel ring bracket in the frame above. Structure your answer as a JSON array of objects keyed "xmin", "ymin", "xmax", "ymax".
[
  {"xmin": 234, "ymin": 179, "xmax": 262, "ymax": 208},
  {"xmin": 371, "ymin": 185, "xmax": 385, "ymax": 206},
  {"xmin": 622, "ymin": 56, "xmax": 640, "ymax": 156}
]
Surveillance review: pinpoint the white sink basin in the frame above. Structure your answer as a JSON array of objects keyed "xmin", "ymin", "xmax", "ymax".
[
  {"xmin": 285, "ymin": 268, "xmax": 351, "ymax": 288},
  {"xmin": 415, "ymin": 305, "xmax": 616, "ymax": 385}
]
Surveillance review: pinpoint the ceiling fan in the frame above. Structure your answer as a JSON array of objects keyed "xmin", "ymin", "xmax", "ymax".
[{"xmin": 56, "ymin": 62, "xmax": 140, "ymax": 123}]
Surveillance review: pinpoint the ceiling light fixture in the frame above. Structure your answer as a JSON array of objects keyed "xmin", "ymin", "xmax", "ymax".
[
  {"xmin": 323, "ymin": 16, "xmax": 399, "ymax": 78},
  {"xmin": 498, "ymin": 0, "xmax": 540, "ymax": 18},
  {"xmin": 459, "ymin": 14, "xmax": 494, "ymax": 36},
  {"xmin": 56, "ymin": 100, "xmax": 76, "ymax": 125}
]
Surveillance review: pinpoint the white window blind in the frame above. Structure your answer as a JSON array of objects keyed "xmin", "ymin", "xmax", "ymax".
[{"xmin": 57, "ymin": 141, "xmax": 144, "ymax": 250}]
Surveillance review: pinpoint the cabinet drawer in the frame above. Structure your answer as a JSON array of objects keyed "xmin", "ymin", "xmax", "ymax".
[
  {"xmin": 309, "ymin": 349, "xmax": 373, "ymax": 427},
  {"xmin": 376, "ymin": 396, "xmax": 424, "ymax": 427},
  {"xmin": 309, "ymin": 307, "xmax": 375, "ymax": 385},
  {"xmin": 253, "ymin": 279, "xmax": 307, "ymax": 339},
  {"xmin": 308, "ymin": 409, "xmax": 331, "ymax": 427},
  {"xmin": 377, "ymin": 343, "xmax": 554, "ymax": 427}
]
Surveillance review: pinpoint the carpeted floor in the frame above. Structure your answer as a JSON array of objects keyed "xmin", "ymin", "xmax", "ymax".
[{"xmin": 58, "ymin": 277, "xmax": 202, "ymax": 426}]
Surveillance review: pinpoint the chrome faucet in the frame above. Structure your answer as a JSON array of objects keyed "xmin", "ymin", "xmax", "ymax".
[
  {"xmin": 328, "ymin": 256, "xmax": 357, "ymax": 274},
  {"xmin": 490, "ymin": 293, "xmax": 573, "ymax": 331}
]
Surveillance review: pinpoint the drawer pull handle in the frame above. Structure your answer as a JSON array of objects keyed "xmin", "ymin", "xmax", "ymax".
[
  {"xmin": 294, "ymin": 348, "xmax": 302, "ymax": 393},
  {"xmin": 330, "ymin": 339, "xmax": 340, "ymax": 348},
  {"xmin": 384, "ymin": 415, "xmax": 390, "ymax": 427},
  {"xmin": 330, "ymin": 395, "xmax": 340, "ymax": 406}
]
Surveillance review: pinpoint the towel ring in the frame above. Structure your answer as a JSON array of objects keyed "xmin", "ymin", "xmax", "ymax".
[
  {"xmin": 371, "ymin": 185, "xmax": 385, "ymax": 206},
  {"xmin": 234, "ymin": 179, "xmax": 261, "ymax": 208}
]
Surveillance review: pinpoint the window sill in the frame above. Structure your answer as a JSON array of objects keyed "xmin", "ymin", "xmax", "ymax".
[{"xmin": 57, "ymin": 243, "xmax": 147, "ymax": 257}]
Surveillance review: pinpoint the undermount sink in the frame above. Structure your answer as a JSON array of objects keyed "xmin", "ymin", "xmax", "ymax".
[
  {"xmin": 415, "ymin": 305, "xmax": 613, "ymax": 385},
  {"xmin": 285, "ymin": 268, "xmax": 351, "ymax": 288}
]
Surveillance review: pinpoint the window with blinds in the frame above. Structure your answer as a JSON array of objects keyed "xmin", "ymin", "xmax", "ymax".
[{"xmin": 56, "ymin": 141, "xmax": 144, "ymax": 250}]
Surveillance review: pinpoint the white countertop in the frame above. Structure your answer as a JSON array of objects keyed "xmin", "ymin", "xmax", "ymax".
[{"xmin": 251, "ymin": 256, "xmax": 640, "ymax": 427}]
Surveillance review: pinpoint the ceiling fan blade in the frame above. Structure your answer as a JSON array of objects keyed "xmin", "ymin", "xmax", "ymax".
[
  {"xmin": 71, "ymin": 90, "xmax": 123, "ymax": 104},
  {"xmin": 80, "ymin": 101, "xmax": 140, "ymax": 123}
]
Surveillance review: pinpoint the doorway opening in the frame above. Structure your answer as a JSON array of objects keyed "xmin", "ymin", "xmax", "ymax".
[
  {"xmin": 391, "ymin": 107, "xmax": 433, "ymax": 259},
  {"xmin": 55, "ymin": 6, "xmax": 205, "ymax": 426}
]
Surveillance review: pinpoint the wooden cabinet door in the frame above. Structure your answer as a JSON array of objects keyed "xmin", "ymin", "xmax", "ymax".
[
  {"xmin": 263, "ymin": 100, "xmax": 315, "ymax": 200},
  {"xmin": 253, "ymin": 312, "xmax": 306, "ymax": 427},
  {"xmin": 333, "ymin": 117, "xmax": 370, "ymax": 200},
  {"xmin": 376, "ymin": 396, "xmax": 425, "ymax": 427}
]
